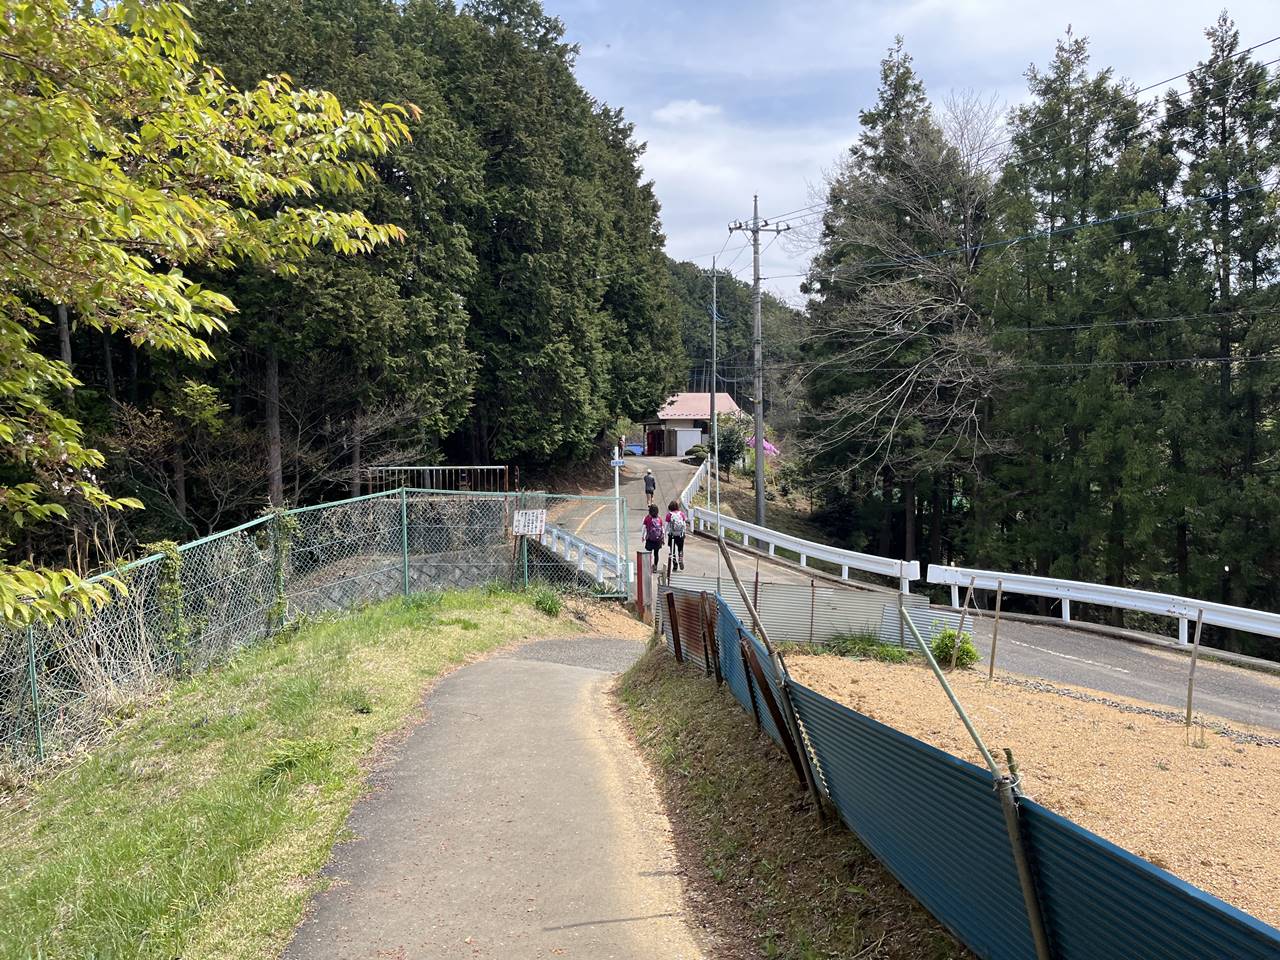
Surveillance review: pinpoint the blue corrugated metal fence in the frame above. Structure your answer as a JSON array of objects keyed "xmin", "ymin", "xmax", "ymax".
[{"xmin": 683, "ymin": 589, "xmax": 1280, "ymax": 960}]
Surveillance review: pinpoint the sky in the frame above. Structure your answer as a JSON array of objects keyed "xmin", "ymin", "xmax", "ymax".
[{"xmin": 541, "ymin": 0, "xmax": 1279, "ymax": 303}]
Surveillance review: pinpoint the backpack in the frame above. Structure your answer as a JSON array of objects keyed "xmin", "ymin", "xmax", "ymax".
[
  {"xmin": 668, "ymin": 512, "xmax": 687, "ymax": 538},
  {"xmin": 644, "ymin": 515, "xmax": 663, "ymax": 542}
]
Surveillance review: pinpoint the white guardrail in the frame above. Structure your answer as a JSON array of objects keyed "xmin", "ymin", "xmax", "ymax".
[
  {"xmin": 689, "ymin": 507, "xmax": 920, "ymax": 592},
  {"xmin": 539, "ymin": 524, "xmax": 625, "ymax": 586},
  {"xmin": 928, "ymin": 563, "xmax": 1280, "ymax": 646},
  {"xmin": 678, "ymin": 458, "xmax": 709, "ymax": 512},
  {"xmin": 678, "ymin": 458, "xmax": 919, "ymax": 591}
]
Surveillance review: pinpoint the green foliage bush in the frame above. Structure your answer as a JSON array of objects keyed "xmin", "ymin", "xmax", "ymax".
[
  {"xmin": 531, "ymin": 586, "xmax": 562, "ymax": 618},
  {"xmin": 930, "ymin": 628, "xmax": 979, "ymax": 669},
  {"xmin": 684, "ymin": 444, "xmax": 708, "ymax": 463}
]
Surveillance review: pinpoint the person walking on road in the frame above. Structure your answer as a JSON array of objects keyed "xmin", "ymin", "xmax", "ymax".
[
  {"xmin": 664, "ymin": 500, "xmax": 686, "ymax": 571},
  {"xmin": 642, "ymin": 504, "xmax": 664, "ymax": 570},
  {"xmin": 643, "ymin": 468, "xmax": 656, "ymax": 506}
]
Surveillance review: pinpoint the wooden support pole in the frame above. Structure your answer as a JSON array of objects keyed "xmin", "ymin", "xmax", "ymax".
[
  {"xmin": 951, "ymin": 576, "xmax": 976, "ymax": 670},
  {"xmin": 667, "ymin": 591, "xmax": 684, "ymax": 664},
  {"xmin": 701, "ymin": 591, "xmax": 721, "ymax": 686},
  {"xmin": 809, "ymin": 578, "xmax": 816, "ymax": 644},
  {"xmin": 741, "ymin": 637, "xmax": 806, "ymax": 784},
  {"xmin": 1185, "ymin": 608, "xmax": 1206, "ymax": 728},
  {"xmin": 739, "ymin": 632, "xmax": 762, "ymax": 732},
  {"xmin": 987, "ymin": 580, "xmax": 1004, "ymax": 681},
  {"xmin": 635, "ymin": 550, "xmax": 647, "ymax": 621},
  {"xmin": 718, "ymin": 538, "xmax": 827, "ymax": 819}
]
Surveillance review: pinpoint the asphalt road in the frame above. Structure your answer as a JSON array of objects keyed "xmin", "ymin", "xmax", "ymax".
[
  {"xmin": 559, "ymin": 456, "xmax": 1280, "ymax": 732},
  {"xmin": 959, "ymin": 613, "xmax": 1280, "ymax": 730},
  {"xmin": 284, "ymin": 636, "xmax": 706, "ymax": 959},
  {"xmin": 551, "ymin": 455, "xmax": 813, "ymax": 586}
]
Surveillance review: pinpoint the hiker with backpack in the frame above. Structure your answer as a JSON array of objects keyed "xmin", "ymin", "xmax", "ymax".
[
  {"xmin": 665, "ymin": 499, "xmax": 687, "ymax": 571},
  {"xmin": 643, "ymin": 468, "xmax": 656, "ymax": 506},
  {"xmin": 642, "ymin": 503, "xmax": 664, "ymax": 569}
]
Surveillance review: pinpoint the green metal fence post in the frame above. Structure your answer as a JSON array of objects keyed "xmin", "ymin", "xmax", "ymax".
[
  {"xmin": 269, "ymin": 512, "xmax": 284, "ymax": 637},
  {"xmin": 25, "ymin": 624, "xmax": 44, "ymax": 762},
  {"xmin": 521, "ymin": 535, "xmax": 529, "ymax": 590},
  {"xmin": 400, "ymin": 487, "xmax": 410, "ymax": 597}
]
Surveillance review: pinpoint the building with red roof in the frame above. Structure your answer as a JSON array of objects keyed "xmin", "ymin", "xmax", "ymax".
[{"xmin": 641, "ymin": 392, "xmax": 743, "ymax": 456}]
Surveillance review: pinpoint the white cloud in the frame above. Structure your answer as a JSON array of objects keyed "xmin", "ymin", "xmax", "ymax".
[
  {"xmin": 554, "ymin": 0, "xmax": 1280, "ymax": 302},
  {"xmin": 635, "ymin": 109, "xmax": 845, "ymax": 303},
  {"xmin": 652, "ymin": 99, "xmax": 722, "ymax": 125}
]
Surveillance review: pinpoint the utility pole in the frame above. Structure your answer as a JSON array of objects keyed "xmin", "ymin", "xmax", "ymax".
[
  {"xmin": 709, "ymin": 258, "xmax": 721, "ymax": 523},
  {"xmin": 702, "ymin": 257, "xmax": 725, "ymax": 591},
  {"xmin": 729, "ymin": 195, "xmax": 788, "ymax": 526}
]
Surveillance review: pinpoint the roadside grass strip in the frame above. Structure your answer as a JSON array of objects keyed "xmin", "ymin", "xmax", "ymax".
[
  {"xmin": 0, "ymin": 589, "xmax": 564, "ymax": 960},
  {"xmin": 616, "ymin": 647, "xmax": 970, "ymax": 960}
]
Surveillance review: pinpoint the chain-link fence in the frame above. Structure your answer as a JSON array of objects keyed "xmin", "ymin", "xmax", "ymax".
[{"xmin": 0, "ymin": 489, "xmax": 625, "ymax": 770}]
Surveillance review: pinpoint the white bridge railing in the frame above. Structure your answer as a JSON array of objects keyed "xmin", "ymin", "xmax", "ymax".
[
  {"xmin": 928, "ymin": 563, "xmax": 1280, "ymax": 646},
  {"xmin": 679, "ymin": 459, "xmax": 709, "ymax": 511},
  {"xmin": 690, "ymin": 507, "xmax": 920, "ymax": 592},
  {"xmin": 540, "ymin": 523, "xmax": 625, "ymax": 586}
]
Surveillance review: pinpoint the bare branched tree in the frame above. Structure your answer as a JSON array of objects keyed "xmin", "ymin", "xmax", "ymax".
[{"xmin": 801, "ymin": 87, "xmax": 1010, "ymax": 487}]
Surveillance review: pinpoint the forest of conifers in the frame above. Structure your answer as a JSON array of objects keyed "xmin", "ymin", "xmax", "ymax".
[{"xmin": 797, "ymin": 18, "xmax": 1280, "ymax": 650}]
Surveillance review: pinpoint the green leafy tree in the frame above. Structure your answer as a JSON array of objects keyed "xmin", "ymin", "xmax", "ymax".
[
  {"xmin": 187, "ymin": 0, "xmax": 480, "ymax": 503},
  {"xmin": 0, "ymin": 0, "xmax": 409, "ymax": 619},
  {"xmin": 1162, "ymin": 13, "xmax": 1280, "ymax": 620},
  {"xmin": 436, "ymin": 0, "xmax": 678, "ymax": 464},
  {"xmin": 714, "ymin": 412, "xmax": 749, "ymax": 477},
  {"xmin": 665, "ymin": 257, "xmax": 803, "ymax": 415},
  {"xmin": 979, "ymin": 32, "xmax": 1162, "ymax": 597}
]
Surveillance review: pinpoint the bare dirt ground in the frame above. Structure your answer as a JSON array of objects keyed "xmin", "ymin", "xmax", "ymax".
[
  {"xmin": 563, "ymin": 594, "xmax": 651, "ymax": 639},
  {"xmin": 788, "ymin": 655, "xmax": 1280, "ymax": 929}
]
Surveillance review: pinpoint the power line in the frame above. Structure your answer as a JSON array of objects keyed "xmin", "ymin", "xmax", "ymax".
[
  {"xmin": 707, "ymin": 352, "xmax": 1280, "ymax": 376},
  {"xmin": 758, "ymin": 201, "xmax": 826, "ymax": 224},
  {"xmin": 688, "ymin": 304, "xmax": 1280, "ymax": 373},
  {"xmin": 670, "ymin": 240, "xmax": 753, "ymax": 267},
  {"xmin": 972, "ymin": 32, "xmax": 1280, "ymax": 166},
  {"xmin": 811, "ymin": 60, "xmax": 1280, "ymax": 274},
  {"xmin": 999, "ymin": 57, "xmax": 1280, "ymax": 183},
  {"xmin": 782, "ymin": 176, "xmax": 1278, "ymax": 285},
  {"xmin": 763, "ymin": 36, "xmax": 1280, "ymax": 244}
]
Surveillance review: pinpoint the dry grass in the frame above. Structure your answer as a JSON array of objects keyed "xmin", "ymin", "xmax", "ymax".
[
  {"xmin": 788, "ymin": 655, "xmax": 1280, "ymax": 929},
  {"xmin": 617, "ymin": 648, "xmax": 972, "ymax": 960},
  {"xmin": 704, "ymin": 470, "xmax": 831, "ymax": 545}
]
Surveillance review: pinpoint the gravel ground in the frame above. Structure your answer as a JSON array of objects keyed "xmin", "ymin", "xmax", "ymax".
[
  {"xmin": 994, "ymin": 674, "xmax": 1280, "ymax": 747},
  {"xmin": 789, "ymin": 655, "xmax": 1280, "ymax": 930}
]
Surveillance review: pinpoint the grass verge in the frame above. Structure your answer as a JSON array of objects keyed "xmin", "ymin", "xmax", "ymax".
[
  {"xmin": 0, "ymin": 588, "xmax": 567, "ymax": 960},
  {"xmin": 616, "ymin": 647, "xmax": 970, "ymax": 960},
  {"xmin": 780, "ymin": 632, "xmax": 913, "ymax": 665}
]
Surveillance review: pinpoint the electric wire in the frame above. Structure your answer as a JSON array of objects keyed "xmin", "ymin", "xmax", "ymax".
[
  {"xmin": 762, "ymin": 175, "xmax": 1279, "ymax": 285},
  {"xmin": 970, "ymin": 32, "xmax": 1280, "ymax": 165},
  {"xmin": 756, "ymin": 38, "xmax": 1280, "ymax": 246}
]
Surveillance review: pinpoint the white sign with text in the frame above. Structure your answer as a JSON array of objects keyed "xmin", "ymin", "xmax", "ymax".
[{"xmin": 512, "ymin": 509, "xmax": 547, "ymax": 537}]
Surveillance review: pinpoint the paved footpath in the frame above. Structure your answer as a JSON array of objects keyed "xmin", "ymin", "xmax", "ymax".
[{"xmin": 284, "ymin": 636, "xmax": 707, "ymax": 960}]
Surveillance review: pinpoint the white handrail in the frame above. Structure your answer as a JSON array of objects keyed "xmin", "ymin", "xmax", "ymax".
[
  {"xmin": 539, "ymin": 523, "xmax": 624, "ymax": 585},
  {"xmin": 690, "ymin": 506, "xmax": 920, "ymax": 591},
  {"xmin": 927, "ymin": 563, "xmax": 1280, "ymax": 645},
  {"xmin": 679, "ymin": 459, "xmax": 709, "ymax": 511}
]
